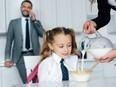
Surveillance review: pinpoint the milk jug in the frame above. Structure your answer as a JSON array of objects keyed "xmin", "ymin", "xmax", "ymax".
[{"xmin": 80, "ymin": 31, "xmax": 114, "ymax": 59}]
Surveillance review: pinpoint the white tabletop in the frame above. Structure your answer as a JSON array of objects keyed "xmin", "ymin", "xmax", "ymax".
[{"xmin": 13, "ymin": 77, "xmax": 116, "ymax": 87}]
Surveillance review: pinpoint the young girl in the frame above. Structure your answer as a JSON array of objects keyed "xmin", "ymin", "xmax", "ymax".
[{"xmin": 38, "ymin": 27, "xmax": 80, "ymax": 82}]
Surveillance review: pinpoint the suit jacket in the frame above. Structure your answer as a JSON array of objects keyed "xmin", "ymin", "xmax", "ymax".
[
  {"xmin": 92, "ymin": 0, "xmax": 116, "ymax": 30},
  {"xmin": 5, "ymin": 18, "xmax": 45, "ymax": 63}
]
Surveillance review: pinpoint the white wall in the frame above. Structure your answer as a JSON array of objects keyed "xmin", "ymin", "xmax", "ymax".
[
  {"xmin": 0, "ymin": 36, "xmax": 6, "ymax": 61},
  {"xmin": 0, "ymin": 0, "xmax": 116, "ymax": 62}
]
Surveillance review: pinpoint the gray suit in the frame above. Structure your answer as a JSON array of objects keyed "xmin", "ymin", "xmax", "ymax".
[{"xmin": 5, "ymin": 18, "xmax": 45, "ymax": 83}]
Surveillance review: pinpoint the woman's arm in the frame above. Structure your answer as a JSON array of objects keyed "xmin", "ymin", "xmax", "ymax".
[
  {"xmin": 83, "ymin": 0, "xmax": 111, "ymax": 34},
  {"xmin": 92, "ymin": 0, "xmax": 111, "ymax": 30}
]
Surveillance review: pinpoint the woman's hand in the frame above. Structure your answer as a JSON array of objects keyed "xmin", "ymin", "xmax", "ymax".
[
  {"xmin": 94, "ymin": 50, "xmax": 116, "ymax": 63},
  {"xmin": 95, "ymin": 57, "xmax": 114, "ymax": 63},
  {"xmin": 83, "ymin": 20, "xmax": 97, "ymax": 34}
]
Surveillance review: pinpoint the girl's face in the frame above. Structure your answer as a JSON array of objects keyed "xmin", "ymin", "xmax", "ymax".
[{"xmin": 49, "ymin": 33, "xmax": 72, "ymax": 59}]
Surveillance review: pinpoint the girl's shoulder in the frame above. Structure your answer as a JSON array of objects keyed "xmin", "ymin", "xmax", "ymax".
[
  {"xmin": 40, "ymin": 56, "xmax": 54, "ymax": 65},
  {"xmin": 41, "ymin": 56, "xmax": 51, "ymax": 62}
]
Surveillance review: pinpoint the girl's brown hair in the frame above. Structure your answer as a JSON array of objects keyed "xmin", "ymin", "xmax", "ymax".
[{"xmin": 40, "ymin": 27, "xmax": 80, "ymax": 60}]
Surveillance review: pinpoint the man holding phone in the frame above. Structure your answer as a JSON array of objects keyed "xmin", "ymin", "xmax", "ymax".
[{"xmin": 4, "ymin": 0, "xmax": 45, "ymax": 83}]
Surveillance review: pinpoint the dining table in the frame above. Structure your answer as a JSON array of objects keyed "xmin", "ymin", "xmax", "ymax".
[{"xmin": 12, "ymin": 77, "xmax": 116, "ymax": 87}]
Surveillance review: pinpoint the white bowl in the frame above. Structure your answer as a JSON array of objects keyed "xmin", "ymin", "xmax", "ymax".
[{"xmin": 70, "ymin": 70, "xmax": 91, "ymax": 82}]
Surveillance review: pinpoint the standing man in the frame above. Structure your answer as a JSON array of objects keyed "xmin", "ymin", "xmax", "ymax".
[{"xmin": 4, "ymin": 0, "xmax": 45, "ymax": 83}]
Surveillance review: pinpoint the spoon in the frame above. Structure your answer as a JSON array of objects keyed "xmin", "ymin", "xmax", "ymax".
[{"xmin": 90, "ymin": 62, "xmax": 99, "ymax": 71}]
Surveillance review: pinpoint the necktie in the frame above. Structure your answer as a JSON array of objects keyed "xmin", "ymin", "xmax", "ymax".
[
  {"xmin": 25, "ymin": 19, "xmax": 30, "ymax": 50},
  {"xmin": 60, "ymin": 59, "xmax": 69, "ymax": 81}
]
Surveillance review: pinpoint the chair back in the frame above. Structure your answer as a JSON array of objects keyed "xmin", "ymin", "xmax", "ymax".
[{"xmin": 24, "ymin": 55, "xmax": 41, "ymax": 76}]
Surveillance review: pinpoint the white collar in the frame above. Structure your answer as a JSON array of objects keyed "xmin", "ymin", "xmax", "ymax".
[
  {"xmin": 51, "ymin": 52, "xmax": 70, "ymax": 64},
  {"xmin": 21, "ymin": 17, "xmax": 30, "ymax": 21},
  {"xmin": 51, "ymin": 52, "xmax": 62, "ymax": 64}
]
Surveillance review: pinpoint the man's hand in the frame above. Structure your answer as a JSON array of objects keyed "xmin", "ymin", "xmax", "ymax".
[
  {"xmin": 4, "ymin": 61, "xmax": 13, "ymax": 68},
  {"xmin": 30, "ymin": 11, "xmax": 36, "ymax": 22}
]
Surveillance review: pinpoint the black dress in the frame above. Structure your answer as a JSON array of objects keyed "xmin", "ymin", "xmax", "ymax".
[{"xmin": 92, "ymin": 0, "xmax": 116, "ymax": 30}]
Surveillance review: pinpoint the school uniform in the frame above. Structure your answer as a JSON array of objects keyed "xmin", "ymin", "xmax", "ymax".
[{"xmin": 38, "ymin": 52, "xmax": 78, "ymax": 82}]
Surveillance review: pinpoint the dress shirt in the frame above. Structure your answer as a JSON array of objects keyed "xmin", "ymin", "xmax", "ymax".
[
  {"xmin": 21, "ymin": 17, "xmax": 32, "ymax": 51},
  {"xmin": 38, "ymin": 52, "xmax": 78, "ymax": 82}
]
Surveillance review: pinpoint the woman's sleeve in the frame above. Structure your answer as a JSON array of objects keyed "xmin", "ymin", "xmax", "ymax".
[{"xmin": 92, "ymin": 0, "xmax": 111, "ymax": 30}]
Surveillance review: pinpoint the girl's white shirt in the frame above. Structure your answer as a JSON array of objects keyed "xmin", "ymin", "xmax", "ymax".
[
  {"xmin": 108, "ymin": 0, "xmax": 116, "ymax": 6},
  {"xmin": 38, "ymin": 52, "xmax": 78, "ymax": 82}
]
